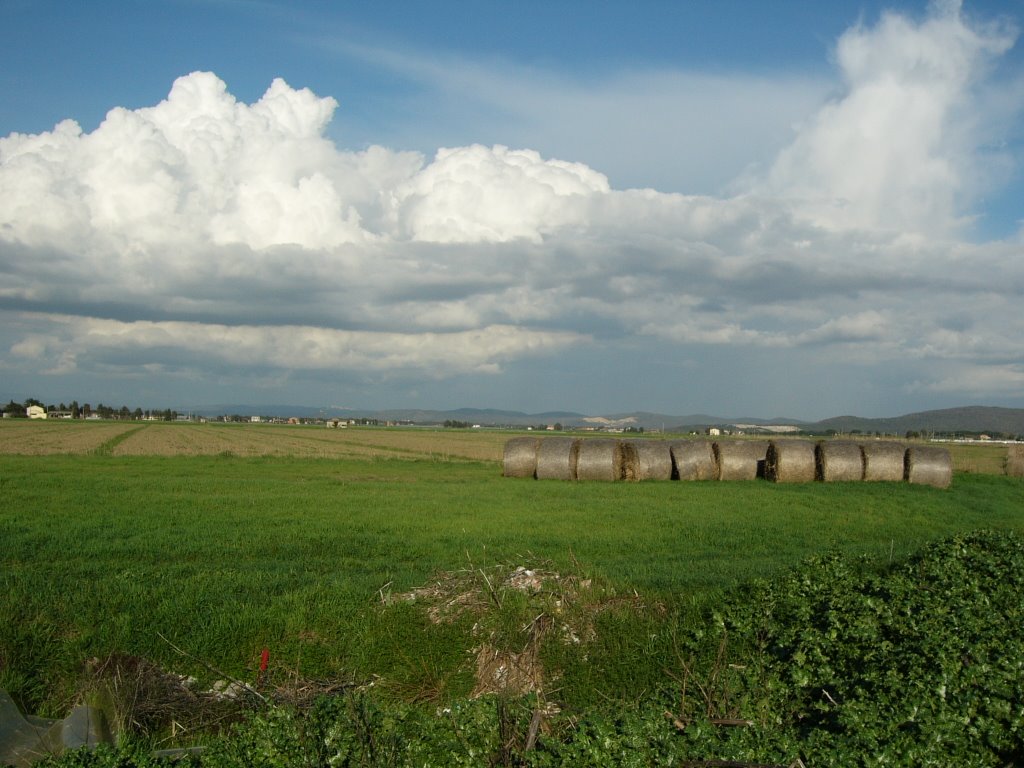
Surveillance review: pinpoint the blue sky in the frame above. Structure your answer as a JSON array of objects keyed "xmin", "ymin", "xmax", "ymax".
[{"xmin": 2, "ymin": 0, "xmax": 1024, "ymax": 419}]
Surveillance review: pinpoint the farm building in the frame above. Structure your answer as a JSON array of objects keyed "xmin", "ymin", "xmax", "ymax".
[{"xmin": 26, "ymin": 405, "xmax": 47, "ymax": 419}]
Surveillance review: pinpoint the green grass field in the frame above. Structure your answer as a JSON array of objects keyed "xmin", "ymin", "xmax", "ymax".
[{"xmin": 2, "ymin": 422, "xmax": 1023, "ymax": 729}]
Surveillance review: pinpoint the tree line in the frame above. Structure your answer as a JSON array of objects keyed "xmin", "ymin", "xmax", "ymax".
[{"xmin": 3, "ymin": 398, "xmax": 181, "ymax": 421}]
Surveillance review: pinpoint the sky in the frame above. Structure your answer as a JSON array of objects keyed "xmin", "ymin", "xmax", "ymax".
[{"xmin": 2, "ymin": 0, "xmax": 1024, "ymax": 420}]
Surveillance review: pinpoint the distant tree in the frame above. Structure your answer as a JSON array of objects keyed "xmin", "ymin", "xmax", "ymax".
[
  {"xmin": 906, "ymin": 430, "xmax": 921, "ymax": 440},
  {"xmin": 70, "ymin": 401, "xmax": 80, "ymax": 419},
  {"xmin": 82, "ymin": 403, "xmax": 92, "ymax": 418},
  {"xmin": 24, "ymin": 397, "xmax": 44, "ymax": 408},
  {"xmin": 133, "ymin": 407, "xmax": 143, "ymax": 420},
  {"xmin": 4, "ymin": 400, "xmax": 25, "ymax": 417},
  {"xmin": 553, "ymin": 423, "xmax": 563, "ymax": 431}
]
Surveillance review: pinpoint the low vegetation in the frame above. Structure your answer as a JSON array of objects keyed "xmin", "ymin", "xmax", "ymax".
[{"xmin": 1, "ymin": 421, "xmax": 1022, "ymax": 764}]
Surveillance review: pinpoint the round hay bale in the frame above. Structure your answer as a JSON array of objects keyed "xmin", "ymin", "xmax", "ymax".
[
  {"xmin": 714, "ymin": 441, "xmax": 767, "ymax": 481},
  {"xmin": 765, "ymin": 440, "xmax": 816, "ymax": 483},
  {"xmin": 671, "ymin": 441, "xmax": 717, "ymax": 481},
  {"xmin": 905, "ymin": 446, "xmax": 952, "ymax": 488},
  {"xmin": 535, "ymin": 437, "xmax": 579, "ymax": 481},
  {"xmin": 1006, "ymin": 444, "xmax": 1024, "ymax": 478},
  {"xmin": 816, "ymin": 441, "xmax": 864, "ymax": 482},
  {"xmin": 503, "ymin": 437, "xmax": 541, "ymax": 478},
  {"xmin": 631, "ymin": 440, "xmax": 673, "ymax": 481},
  {"xmin": 862, "ymin": 442, "xmax": 907, "ymax": 482},
  {"xmin": 575, "ymin": 439, "xmax": 623, "ymax": 481}
]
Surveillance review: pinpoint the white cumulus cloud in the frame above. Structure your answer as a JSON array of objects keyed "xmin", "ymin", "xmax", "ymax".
[
  {"xmin": 762, "ymin": 0, "xmax": 1019, "ymax": 233},
  {"xmin": 1, "ymin": 1, "xmax": 1023, "ymax": 411}
]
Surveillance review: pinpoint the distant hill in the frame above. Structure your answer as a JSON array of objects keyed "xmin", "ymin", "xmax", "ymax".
[
  {"xmin": 807, "ymin": 406, "xmax": 1024, "ymax": 437},
  {"xmin": 184, "ymin": 404, "xmax": 1024, "ymax": 436}
]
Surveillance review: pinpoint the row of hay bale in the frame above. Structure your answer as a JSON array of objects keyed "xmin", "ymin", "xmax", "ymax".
[
  {"xmin": 765, "ymin": 440, "xmax": 951, "ymax": 487},
  {"xmin": 503, "ymin": 437, "xmax": 952, "ymax": 487}
]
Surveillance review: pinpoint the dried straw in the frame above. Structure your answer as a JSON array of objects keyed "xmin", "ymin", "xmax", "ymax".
[
  {"xmin": 817, "ymin": 441, "xmax": 864, "ymax": 482},
  {"xmin": 862, "ymin": 442, "xmax": 907, "ymax": 482},
  {"xmin": 905, "ymin": 446, "xmax": 952, "ymax": 488},
  {"xmin": 1006, "ymin": 444, "xmax": 1024, "ymax": 478},
  {"xmin": 535, "ymin": 437, "xmax": 579, "ymax": 481},
  {"xmin": 671, "ymin": 441, "xmax": 718, "ymax": 481},
  {"xmin": 714, "ymin": 441, "xmax": 768, "ymax": 481},
  {"xmin": 503, "ymin": 437, "xmax": 541, "ymax": 478},
  {"xmin": 619, "ymin": 440, "xmax": 641, "ymax": 481},
  {"xmin": 575, "ymin": 439, "xmax": 623, "ymax": 481},
  {"xmin": 632, "ymin": 440, "xmax": 673, "ymax": 481},
  {"xmin": 765, "ymin": 440, "xmax": 816, "ymax": 483}
]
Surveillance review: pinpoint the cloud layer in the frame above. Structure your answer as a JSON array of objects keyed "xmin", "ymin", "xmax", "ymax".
[{"xmin": 1, "ymin": 1, "xmax": 1022, "ymax": 413}]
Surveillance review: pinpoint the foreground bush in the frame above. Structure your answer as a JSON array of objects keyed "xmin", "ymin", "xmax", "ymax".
[{"xmin": 39, "ymin": 530, "xmax": 1024, "ymax": 766}]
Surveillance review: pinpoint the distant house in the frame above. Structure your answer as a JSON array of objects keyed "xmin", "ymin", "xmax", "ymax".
[
  {"xmin": 250, "ymin": 416, "xmax": 261, "ymax": 423},
  {"xmin": 26, "ymin": 405, "xmax": 47, "ymax": 419},
  {"xmin": 707, "ymin": 427, "xmax": 721, "ymax": 436}
]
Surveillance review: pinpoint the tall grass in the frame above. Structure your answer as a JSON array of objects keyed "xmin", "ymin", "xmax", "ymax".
[{"xmin": 1, "ymin": 452, "xmax": 1022, "ymax": 718}]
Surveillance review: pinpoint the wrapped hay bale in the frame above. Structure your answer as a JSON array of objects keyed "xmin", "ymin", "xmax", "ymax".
[
  {"xmin": 862, "ymin": 442, "xmax": 907, "ymax": 482},
  {"xmin": 671, "ymin": 441, "xmax": 718, "ymax": 481},
  {"xmin": 905, "ymin": 446, "xmax": 952, "ymax": 488},
  {"xmin": 765, "ymin": 440, "xmax": 816, "ymax": 483},
  {"xmin": 535, "ymin": 437, "xmax": 580, "ymax": 481},
  {"xmin": 1006, "ymin": 444, "xmax": 1024, "ymax": 478},
  {"xmin": 714, "ymin": 441, "xmax": 769, "ymax": 481},
  {"xmin": 817, "ymin": 441, "xmax": 864, "ymax": 482},
  {"xmin": 503, "ymin": 437, "xmax": 541, "ymax": 478},
  {"xmin": 576, "ymin": 439, "xmax": 624, "ymax": 481},
  {"xmin": 631, "ymin": 440, "xmax": 673, "ymax": 481}
]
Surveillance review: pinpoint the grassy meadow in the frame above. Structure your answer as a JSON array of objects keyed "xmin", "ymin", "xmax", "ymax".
[{"xmin": 1, "ymin": 420, "xmax": 1023, "ymax": 734}]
